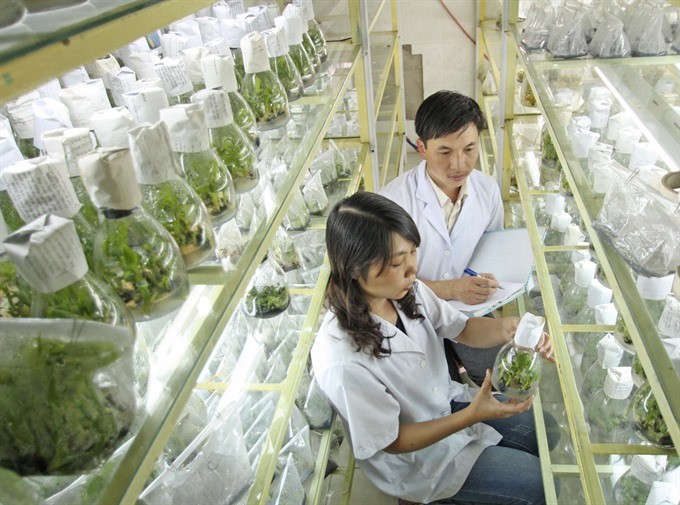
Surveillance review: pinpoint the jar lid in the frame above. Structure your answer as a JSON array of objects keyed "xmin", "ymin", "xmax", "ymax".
[
  {"xmin": 603, "ymin": 366, "xmax": 633, "ymax": 399},
  {"xmin": 78, "ymin": 147, "xmax": 142, "ymax": 210},
  {"xmin": 587, "ymin": 280, "xmax": 612, "ymax": 308}
]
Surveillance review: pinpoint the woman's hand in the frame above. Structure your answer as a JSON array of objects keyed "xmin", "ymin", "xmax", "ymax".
[
  {"xmin": 467, "ymin": 370, "xmax": 534, "ymax": 422},
  {"xmin": 536, "ymin": 331, "xmax": 556, "ymax": 363}
]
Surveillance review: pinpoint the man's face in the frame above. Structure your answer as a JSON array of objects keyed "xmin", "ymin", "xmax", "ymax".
[{"xmin": 417, "ymin": 123, "xmax": 479, "ymax": 199}]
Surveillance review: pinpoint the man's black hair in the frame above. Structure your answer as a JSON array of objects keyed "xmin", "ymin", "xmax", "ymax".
[{"xmin": 414, "ymin": 90, "xmax": 486, "ymax": 144}]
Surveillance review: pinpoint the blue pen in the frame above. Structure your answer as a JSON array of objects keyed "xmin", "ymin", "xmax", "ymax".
[{"xmin": 464, "ymin": 268, "xmax": 505, "ymax": 290}]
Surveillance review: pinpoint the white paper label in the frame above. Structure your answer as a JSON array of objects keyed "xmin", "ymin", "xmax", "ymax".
[
  {"xmin": 37, "ymin": 79, "xmax": 62, "ymax": 101},
  {"xmin": 575, "ymin": 259, "xmax": 597, "ymax": 287},
  {"xmin": 205, "ymin": 37, "xmax": 232, "ymax": 57},
  {"xmin": 628, "ymin": 142, "xmax": 659, "ymax": 171},
  {"xmin": 155, "ymin": 58, "xmax": 193, "ymax": 98},
  {"xmin": 241, "ymin": 32, "xmax": 271, "ymax": 73},
  {"xmin": 197, "ymin": 17, "xmax": 222, "ymax": 43},
  {"xmin": 5, "ymin": 91, "xmax": 40, "ymax": 139},
  {"xmin": 191, "ymin": 89, "xmax": 234, "ymax": 128},
  {"xmin": 182, "ymin": 46, "xmax": 210, "ymax": 84},
  {"xmin": 587, "ymin": 280, "xmax": 612, "ymax": 308},
  {"xmin": 159, "ymin": 104, "xmax": 210, "ymax": 153},
  {"xmin": 110, "ymin": 67, "xmax": 138, "ymax": 107},
  {"xmin": 592, "ymin": 162, "xmax": 614, "ymax": 194},
  {"xmin": 135, "ymin": 77, "xmax": 164, "ymax": 91},
  {"xmin": 588, "ymin": 142, "xmax": 613, "ymax": 171},
  {"xmin": 91, "ymin": 107, "xmax": 136, "ymax": 148},
  {"xmin": 32, "ymin": 98, "xmax": 73, "ymax": 150},
  {"xmin": 128, "ymin": 123, "xmax": 179, "ymax": 185},
  {"xmin": 3, "ymin": 215, "xmax": 88, "ymax": 293},
  {"xmin": 220, "ymin": 18, "xmax": 249, "ymax": 48},
  {"xmin": 264, "ymin": 27, "xmax": 288, "ymax": 57},
  {"xmin": 275, "ymin": 15, "xmax": 304, "ymax": 45},
  {"xmin": 594, "ymin": 304, "xmax": 617, "ymax": 325},
  {"xmin": 570, "ymin": 248, "xmax": 590, "ymax": 264},
  {"xmin": 59, "ymin": 67, "xmax": 89, "ymax": 88},
  {"xmin": 564, "ymin": 224, "xmax": 585, "ymax": 246},
  {"xmin": 63, "ymin": 129, "xmax": 96, "ymax": 177},
  {"xmin": 161, "ymin": 32, "xmax": 188, "ymax": 59},
  {"xmin": 567, "ymin": 116, "xmax": 591, "ymax": 139},
  {"xmin": 123, "ymin": 88, "xmax": 169, "ymax": 125},
  {"xmin": 58, "ymin": 79, "xmax": 111, "ymax": 128},
  {"xmin": 2, "ymin": 158, "xmax": 81, "ymax": 222},
  {"xmin": 84, "ymin": 56, "xmax": 120, "ymax": 88},
  {"xmin": 603, "ymin": 366, "xmax": 633, "ymax": 399},
  {"xmin": 514, "ymin": 313, "xmax": 545, "ymax": 349},
  {"xmin": 588, "ymin": 100, "xmax": 610, "ymax": 129},
  {"xmin": 551, "ymin": 212, "xmax": 572, "ymax": 234},
  {"xmin": 645, "ymin": 481, "xmax": 680, "ymax": 505},
  {"xmin": 572, "ymin": 130, "xmax": 599, "ymax": 158},
  {"xmin": 658, "ymin": 296, "xmax": 680, "ymax": 338},
  {"xmin": 597, "ymin": 334, "xmax": 624, "ymax": 368},
  {"xmin": 201, "ymin": 54, "xmax": 239, "ymax": 91},
  {"xmin": 128, "ymin": 51, "xmax": 161, "ymax": 79},
  {"xmin": 615, "ymin": 126, "xmax": 641, "ymax": 154},
  {"xmin": 0, "ymin": 126, "xmax": 24, "ymax": 175},
  {"xmin": 630, "ymin": 455, "xmax": 667, "ymax": 485},
  {"xmin": 78, "ymin": 148, "xmax": 142, "ymax": 210},
  {"xmin": 637, "ymin": 274, "xmax": 674, "ymax": 301},
  {"xmin": 544, "ymin": 193, "xmax": 565, "ymax": 215}
]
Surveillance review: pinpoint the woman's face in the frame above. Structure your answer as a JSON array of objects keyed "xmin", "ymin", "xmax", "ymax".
[{"xmin": 358, "ymin": 233, "xmax": 418, "ymax": 303}]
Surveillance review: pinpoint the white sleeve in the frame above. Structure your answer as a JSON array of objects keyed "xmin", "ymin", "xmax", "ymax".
[
  {"xmin": 415, "ymin": 282, "xmax": 468, "ymax": 341},
  {"xmin": 488, "ymin": 181, "xmax": 504, "ymax": 231},
  {"xmin": 315, "ymin": 362, "xmax": 401, "ymax": 460}
]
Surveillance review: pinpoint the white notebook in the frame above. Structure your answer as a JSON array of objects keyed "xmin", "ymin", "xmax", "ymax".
[{"xmin": 447, "ymin": 228, "xmax": 537, "ymax": 317}]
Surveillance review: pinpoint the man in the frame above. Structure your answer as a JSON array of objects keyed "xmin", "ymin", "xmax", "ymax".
[{"xmin": 380, "ymin": 90, "xmax": 505, "ymax": 384}]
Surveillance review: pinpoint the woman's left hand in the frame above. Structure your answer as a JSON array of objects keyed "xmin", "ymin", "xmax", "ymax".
[{"xmin": 536, "ymin": 332, "xmax": 556, "ymax": 363}]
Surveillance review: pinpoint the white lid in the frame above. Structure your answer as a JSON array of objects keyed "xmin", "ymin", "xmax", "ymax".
[
  {"xmin": 236, "ymin": 12, "xmax": 260, "ymax": 33},
  {"xmin": 241, "ymin": 32, "xmax": 271, "ymax": 74},
  {"xmin": 645, "ymin": 481, "xmax": 680, "ymax": 505},
  {"xmin": 3, "ymin": 215, "xmax": 88, "ymax": 293},
  {"xmin": 58, "ymin": 79, "xmax": 111, "ymax": 128},
  {"xmin": 661, "ymin": 466, "xmax": 680, "ymax": 486},
  {"xmin": 123, "ymin": 87, "xmax": 169, "ymax": 125},
  {"xmin": 574, "ymin": 259, "xmax": 597, "ymax": 287},
  {"xmin": 602, "ymin": 366, "xmax": 633, "ymax": 399},
  {"xmin": 592, "ymin": 161, "xmax": 614, "ymax": 194},
  {"xmin": 587, "ymin": 279, "xmax": 612, "ymax": 308},
  {"xmin": 553, "ymin": 88, "xmax": 574, "ymax": 107},
  {"xmin": 658, "ymin": 296, "xmax": 680, "ymax": 338},
  {"xmin": 91, "ymin": 107, "xmax": 136, "ymax": 148},
  {"xmin": 587, "ymin": 99, "xmax": 610, "ymax": 129},
  {"xmin": 59, "ymin": 67, "xmax": 89, "ymax": 88},
  {"xmin": 1, "ymin": 157, "xmax": 81, "ymax": 222},
  {"xmin": 283, "ymin": 4, "xmax": 307, "ymax": 30},
  {"xmin": 514, "ymin": 312, "xmax": 545, "ymax": 349},
  {"xmin": 628, "ymin": 142, "xmax": 658, "ymax": 171},
  {"xmin": 606, "ymin": 111, "xmax": 633, "ymax": 140},
  {"xmin": 0, "ymin": 123, "xmax": 25, "ymax": 172},
  {"xmin": 5, "ymin": 91, "xmax": 40, "ymax": 139},
  {"xmin": 293, "ymin": 0, "xmax": 315, "ymax": 21},
  {"xmin": 550, "ymin": 211, "xmax": 572, "ymax": 233},
  {"xmin": 571, "ymin": 129, "xmax": 599, "ymax": 158},
  {"xmin": 264, "ymin": 26, "xmax": 289, "ymax": 57},
  {"xmin": 168, "ymin": 19, "xmax": 203, "ymax": 50},
  {"xmin": 155, "ymin": 57, "xmax": 193, "ymax": 98},
  {"xmin": 544, "ymin": 193, "xmax": 565, "ymax": 215},
  {"xmin": 201, "ymin": 53, "xmax": 239, "ymax": 92},
  {"xmin": 161, "ymin": 31, "xmax": 189, "ymax": 59},
  {"xmin": 182, "ymin": 46, "xmax": 210, "ymax": 84},
  {"xmin": 570, "ymin": 248, "xmax": 591, "ymax": 264},
  {"xmin": 84, "ymin": 55, "xmax": 120, "ymax": 86},
  {"xmin": 586, "ymin": 85, "xmax": 611, "ymax": 104},
  {"xmin": 630, "ymin": 455, "xmax": 667, "ymax": 485},
  {"xmin": 596, "ymin": 333, "xmax": 624, "ymax": 368},
  {"xmin": 567, "ymin": 115, "xmax": 591, "ymax": 138},
  {"xmin": 197, "ymin": 16, "xmax": 222, "ymax": 43},
  {"xmin": 615, "ymin": 126, "xmax": 642, "ymax": 154},
  {"xmin": 136, "ymin": 77, "xmax": 164, "ymax": 91},
  {"xmin": 594, "ymin": 303, "xmax": 617, "ymax": 325},
  {"xmin": 190, "ymin": 89, "xmax": 234, "ymax": 128},
  {"xmin": 128, "ymin": 122, "xmax": 180, "ymax": 185},
  {"xmin": 275, "ymin": 15, "xmax": 304, "ymax": 45},
  {"xmin": 31, "ymin": 98, "xmax": 72, "ymax": 150},
  {"xmin": 63, "ymin": 128, "xmax": 95, "ymax": 176},
  {"xmin": 160, "ymin": 103, "xmax": 210, "ymax": 153},
  {"xmin": 588, "ymin": 142, "xmax": 613, "ymax": 171},
  {"xmin": 117, "ymin": 37, "xmax": 151, "ymax": 68},
  {"xmin": 220, "ymin": 18, "xmax": 250, "ymax": 48},
  {"xmin": 564, "ymin": 224, "xmax": 585, "ymax": 246},
  {"xmin": 78, "ymin": 147, "xmax": 142, "ymax": 210},
  {"xmin": 248, "ymin": 5, "xmax": 272, "ymax": 31},
  {"xmin": 109, "ymin": 67, "xmax": 138, "ymax": 107},
  {"xmin": 266, "ymin": 4, "xmax": 281, "ymax": 24},
  {"xmin": 204, "ymin": 37, "xmax": 232, "ymax": 56},
  {"xmin": 636, "ymin": 274, "xmax": 674, "ymax": 301},
  {"xmin": 127, "ymin": 51, "xmax": 162, "ymax": 80}
]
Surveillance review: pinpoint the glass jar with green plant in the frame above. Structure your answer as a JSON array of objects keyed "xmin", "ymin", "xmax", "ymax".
[
  {"xmin": 275, "ymin": 15, "xmax": 316, "ymax": 87},
  {"xmin": 560, "ymin": 259, "xmax": 597, "ymax": 322},
  {"xmin": 293, "ymin": 0, "xmax": 328, "ymax": 62},
  {"xmin": 491, "ymin": 313, "xmax": 544, "ymax": 400},
  {"xmin": 4, "ymin": 91, "xmax": 41, "ymax": 159},
  {"xmin": 128, "ymin": 121, "xmax": 216, "ymax": 268},
  {"xmin": 580, "ymin": 333, "xmax": 624, "ymax": 398},
  {"xmin": 79, "ymin": 147, "xmax": 189, "ymax": 320},
  {"xmin": 612, "ymin": 456, "xmax": 667, "ymax": 505},
  {"xmin": 0, "ymin": 224, "xmax": 32, "ymax": 318},
  {"xmin": 585, "ymin": 366, "xmax": 634, "ymax": 441},
  {"xmin": 240, "ymin": 32, "xmax": 290, "ymax": 130},
  {"xmin": 629, "ymin": 383, "xmax": 673, "ymax": 448},
  {"xmin": 242, "ymin": 255, "xmax": 291, "ymax": 318},
  {"xmin": 155, "ymin": 57, "xmax": 194, "ymax": 106},
  {"xmin": 160, "ymin": 103, "xmax": 238, "ymax": 226},
  {"xmin": 264, "ymin": 27, "xmax": 304, "ymax": 102},
  {"xmin": 191, "ymin": 89, "xmax": 259, "ymax": 194}
]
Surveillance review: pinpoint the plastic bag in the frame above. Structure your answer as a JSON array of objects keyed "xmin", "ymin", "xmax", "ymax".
[
  {"xmin": 628, "ymin": 4, "xmax": 667, "ymax": 56},
  {"xmin": 276, "ymin": 425, "xmax": 315, "ymax": 483},
  {"xmin": 216, "ymin": 219, "xmax": 249, "ymax": 271},
  {"xmin": 283, "ymin": 189, "xmax": 311, "ymax": 231},
  {"xmin": 268, "ymin": 453, "xmax": 306, "ymax": 505},
  {"xmin": 271, "ymin": 226, "xmax": 302, "ymax": 272},
  {"xmin": 302, "ymin": 377, "xmax": 334, "ymax": 429},
  {"xmin": 593, "ymin": 163, "xmax": 680, "ymax": 277},
  {"xmin": 521, "ymin": 0, "xmax": 554, "ymax": 50},
  {"xmin": 589, "ymin": 13, "xmax": 631, "ymax": 58},
  {"xmin": 547, "ymin": 9, "xmax": 588, "ymax": 58},
  {"xmin": 302, "ymin": 171, "xmax": 329, "ymax": 216}
]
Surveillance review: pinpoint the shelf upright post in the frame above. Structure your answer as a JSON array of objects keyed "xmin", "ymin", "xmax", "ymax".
[
  {"xmin": 497, "ymin": 0, "xmax": 518, "ymax": 201},
  {"xmin": 392, "ymin": 0, "xmax": 406, "ymax": 179}
]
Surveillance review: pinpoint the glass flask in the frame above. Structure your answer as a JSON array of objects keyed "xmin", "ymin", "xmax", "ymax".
[
  {"xmin": 613, "ymin": 314, "xmax": 635, "ymax": 352},
  {"xmin": 0, "ymin": 317, "xmax": 136, "ymax": 475},
  {"xmin": 629, "ymin": 383, "xmax": 673, "ymax": 449},
  {"xmin": 543, "ymin": 211, "xmax": 572, "ymax": 247},
  {"xmin": 242, "ymin": 255, "xmax": 291, "ymax": 318},
  {"xmin": 231, "ymin": 47, "xmax": 246, "ymax": 89},
  {"xmin": 302, "ymin": 31, "xmax": 321, "ymax": 72},
  {"xmin": 289, "ymin": 42, "xmax": 316, "ymax": 87},
  {"xmin": 271, "ymin": 53, "xmax": 304, "ymax": 102},
  {"xmin": 574, "ymin": 279, "xmax": 612, "ymax": 324},
  {"xmin": 0, "ymin": 251, "xmax": 32, "ymax": 318},
  {"xmin": 0, "ymin": 190, "xmax": 24, "ymax": 232},
  {"xmin": 61, "ymin": 129, "xmax": 100, "ymax": 228},
  {"xmin": 128, "ymin": 122, "xmax": 216, "ymax": 268},
  {"xmin": 228, "ymin": 90, "xmax": 261, "ymax": 148},
  {"xmin": 308, "ymin": 18, "xmax": 328, "ymax": 62},
  {"xmin": 585, "ymin": 367, "xmax": 634, "ymax": 441},
  {"xmin": 631, "ymin": 353, "xmax": 646, "ymax": 386},
  {"xmin": 491, "ymin": 313, "xmax": 544, "ymax": 400},
  {"xmin": 560, "ymin": 259, "xmax": 596, "ymax": 322},
  {"xmin": 636, "ymin": 274, "xmax": 674, "ymax": 328},
  {"xmin": 612, "ymin": 456, "xmax": 667, "ymax": 505},
  {"xmin": 240, "ymin": 69, "xmax": 290, "ymax": 130},
  {"xmin": 580, "ymin": 334, "xmax": 624, "ymax": 398}
]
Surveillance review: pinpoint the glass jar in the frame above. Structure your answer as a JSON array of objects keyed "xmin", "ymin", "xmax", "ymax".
[
  {"xmin": 612, "ymin": 456, "xmax": 667, "ymax": 505},
  {"xmin": 139, "ymin": 179, "xmax": 216, "ymax": 268},
  {"xmin": 178, "ymin": 149, "xmax": 237, "ymax": 226},
  {"xmin": 228, "ymin": 90, "xmax": 260, "ymax": 148},
  {"xmin": 0, "ymin": 191, "xmax": 24, "ymax": 232},
  {"xmin": 240, "ymin": 70, "xmax": 290, "ymax": 130},
  {"xmin": 242, "ymin": 256, "xmax": 291, "ymax": 318},
  {"xmin": 629, "ymin": 383, "xmax": 673, "ymax": 449},
  {"xmin": 0, "ymin": 252, "xmax": 32, "ymax": 318},
  {"xmin": 302, "ymin": 31, "xmax": 320, "ymax": 72},
  {"xmin": 585, "ymin": 367, "xmax": 634, "ymax": 441},
  {"xmin": 289, "ymin": 43, "xmax": 316, "ymax": 87},
  {"xmin": 491, "ymin": 340, "xmax": 542, "ymax": 399},
  {"xmin": 271, "ymin": 53, "xmax": 304, "ymax": 102},
  {"xmin": 208, "ymin": 123, "xmax": 258, "ymax": 194},
  {"xmin": 541, "ymin": 127, "xmax": 559, "ymax": 168},
  {"xmin": 308, "ymin": 19, "xmax": 328, "ymax": 62},
  {"xmin": 93, "ymin": 207, "xmax": 189, "ymax": 320},
  {"xmin": 632, "ymin": 353, "xmax": 647, "ymax": 386},
  {"xmin": 230, "ymin": 47, "xmax": 246, "ymax": 89},
  {"xmin": 0, "ymin": 318, "xmax": 136, "ymax": 475}
]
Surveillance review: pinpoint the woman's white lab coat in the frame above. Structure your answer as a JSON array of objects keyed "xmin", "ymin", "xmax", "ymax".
[
  {"xmin": 310, "ymin": 283, "xmax": 501, "ymax": 503},
  {"xmin": 380, "ymin": 161, "xmax": 503, "ymax": 282}
]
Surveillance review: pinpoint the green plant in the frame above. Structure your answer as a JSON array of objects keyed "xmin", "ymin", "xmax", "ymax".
[
  {"xmin": 289, "ymin": 44, "xmax": 315, "ymax": 85},
  {"xmin": 309, "ymin": 22, "xmax": 327, "ymax": 59},
  {"xmin": 241, "ymin": 71, "xmax": 289, "ymax": 127},
  {"xmin": 71, "ymin": 177, "xmax": 99, "ymax": 228},
  {"xmin": 0, "ymin": 468, "xmax": 42, "ymax": 504},
  {"xmin": 630, "ymin": 384, "xmax": 673, "ymax": 448},
  {"xmin": 613, "ymin": 473, "xmax": 652, "ymax": 505},
  {"xmin": 209, "ymin": 124, "xmax": 258, "ymax": 193},
  {"xmin": 0, "ymin": 256, "xmax": 32, "ymax": 318},
  {"xmin": 542, "ymin": 129, "xmax": 558, "ymax": 164},
  {"xmin": 0, "ymin": 190, "xmax": 25, "ymax": 232},
  {"xmin": 632, "ymin": 354, "xmax": 646, "ymax": 384},
  {"xmin": 16, "ymin": 137, "xmax": 40, "ymax": 159},
  {"xmin": 271, "ymin": 54, "xmax": 303, "ymax": 101},
  {"xmin": 493, "ymin": 347, "xmax": 541, "ymax": 397},
  {"xmin": 95, "ymin": 215, "xmax": 187, "ymax": 316},
  {"xmin": 232, "ymin": 48, "xmax": 245, "ymax": 89},
  {"xmin": 561, "ymin": 285, "xmax": 587, "ymax": 320},
  {"xmin": 244, "ymin": 285, "xmax": 290, "ymax": 318},
  {"xmin": 180, "ymin": 150, "xmax": 236, "ymax": 223},
  {"xmin": 0, "ymin": 336, "xmax": 132, "ymax": 475},
  {"xmin": 587, "ymin": 395, "xmax": 629, "ymax": 435},
  {"xmin": 302, "ymin": 32, "xmax": 319, "ymax": 69},
  {"xmin": 228, "ymin": 91, "xmax": 260, "ymax": 147},
  {"xmin": 616, "ymin": 317, "xmax": 632, "ymax": 344}
]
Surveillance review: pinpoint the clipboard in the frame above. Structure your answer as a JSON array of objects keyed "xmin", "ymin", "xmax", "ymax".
[{"xmin": 447, "ymin": 228, "xmax": 538, "ymax": 317}]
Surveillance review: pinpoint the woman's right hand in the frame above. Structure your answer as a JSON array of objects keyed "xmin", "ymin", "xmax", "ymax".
[{"xmin": 468, "ymin": 370, "xmax": 534, "ymax": 422}]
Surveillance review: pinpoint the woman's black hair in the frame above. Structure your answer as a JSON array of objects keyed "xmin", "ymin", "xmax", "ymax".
[
  {"xmin": 415, "ymin": 90, "xmax": 486, "ymax": 145},
  {"xmin": 325, "ymin": 191, "xmax": 423, "ymax": 358}
]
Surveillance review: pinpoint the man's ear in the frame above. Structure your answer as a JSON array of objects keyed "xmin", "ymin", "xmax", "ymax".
[{"xmin": 416, "ymin": 139, "xmax": 427, "ymax": 160}]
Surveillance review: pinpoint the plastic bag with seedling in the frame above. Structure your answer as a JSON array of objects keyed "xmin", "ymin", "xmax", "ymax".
[
  {"xmin": 242, "ymin": 255, "xmax": 291, "ymax": 319},
  {"xmin": 283, "ymin": 189, "xmax": 311, "ymax": 231},
  {"xmin": 302, "ymin": 172, "xmax": 329, "ymax": 216}
]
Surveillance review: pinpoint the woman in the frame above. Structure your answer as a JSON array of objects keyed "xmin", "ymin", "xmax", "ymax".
[{"xmin": 311, "ymin": 192, "xmax": 556, "ymax": 505}]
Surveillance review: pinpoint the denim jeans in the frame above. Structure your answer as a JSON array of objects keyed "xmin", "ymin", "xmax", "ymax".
[{"xmin": 436, "ymin": 400, "xmax": 560, "ymax": 505}]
